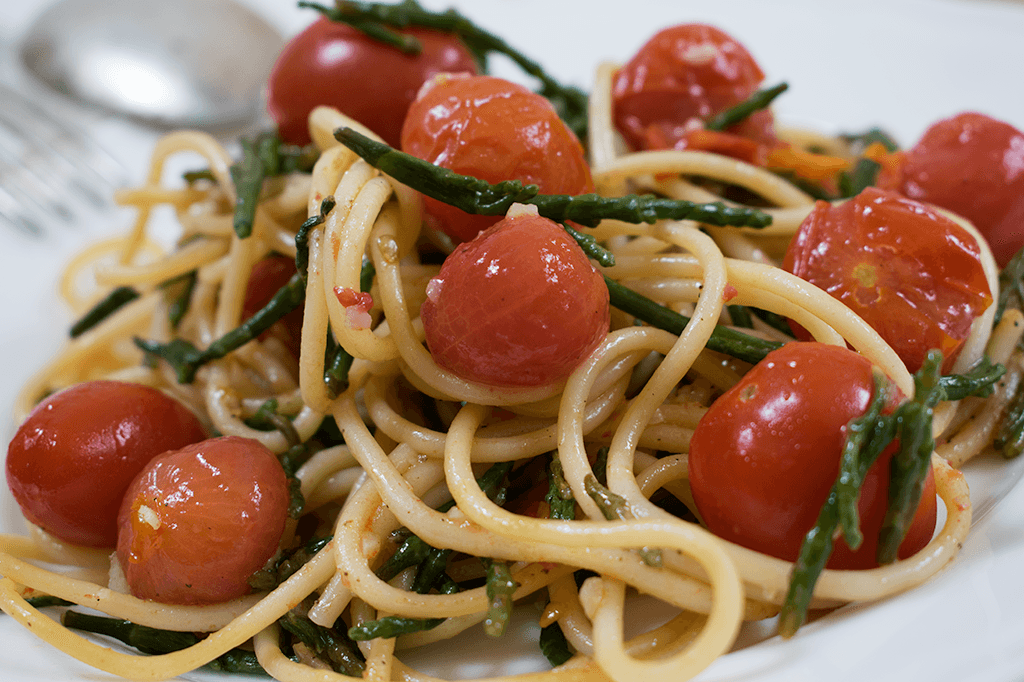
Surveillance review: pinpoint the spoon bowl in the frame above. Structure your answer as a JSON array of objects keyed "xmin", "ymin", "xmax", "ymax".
[{"xmin": 20, "ymin": 0, "xmax": 284, "ymax": 130}]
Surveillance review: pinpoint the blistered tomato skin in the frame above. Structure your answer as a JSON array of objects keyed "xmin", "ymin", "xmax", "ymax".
[
  {"xmin": 266, "ymin": 18, "xmax": 478, "ymax": 147},
  {"xmin": 688, "ymin": 342, "xmax": 937, "ymax": 570},
  {"xmin": 613, "ymin": 23, "xmax": 776, "ymax": 152},
  {"xmin": 401, "ymin": 74, "xmax": 594, "ymax": 243},
  {"xmin": 782, "ymin": 187, "xmax": 993, "ymax": 374},
  {"xmin": 898, "ymin": 111, "xmax": 1024, "ymax": 268},
  {"xmin": 116, "ymin": 436, "xmax": 290, "ymax": 605},
  {"xmin": 5, "ymin": 381, "xmax": 207, "ymax": 548},
  {"xmin": 420, "ymin": 210, "xmax": 610, "ymax": 387}
]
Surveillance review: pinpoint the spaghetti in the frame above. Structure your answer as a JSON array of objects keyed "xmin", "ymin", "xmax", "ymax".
[{"xmin": 1, "ymin": 10, "xmax": 1021, "ymax": 682}]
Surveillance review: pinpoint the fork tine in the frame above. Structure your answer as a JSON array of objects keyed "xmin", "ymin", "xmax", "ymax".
[
  {"xmin": 0, "ymin": 82, "xmax": 127, "ymax": 237},
  {"xmin": 0, "ymin": 83, "xmax": 126, "ymax": 189}
]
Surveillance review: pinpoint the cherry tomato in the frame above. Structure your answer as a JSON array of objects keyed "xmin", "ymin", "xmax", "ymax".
[
  {"xmin": 243, "ymin": 255, "xmax": 303, "ymax": 358},
  {"xmin": 688, "ymin": 342, "xmax": 937, "ymax": 570},
  {"xmin": 782, "ymin": 187, "xmax": 992, "ymax": 374},
  {"xmin": 420, "ymin": 208, "xmax": 609, "ymax": 387},
  {"xmin": 612, "ymin": 23, "xmax": 777, "ymax": 154},
  {"xmin": 401, "ymin": 74, "xmax": 594, "ymax": 243},
  {"xmin": 116, "ymin": 436, "xmax": 290, "ymax": 605},
  {"xmin": 5, "ymin": 381, "xmax": 207, "ymax": 548},
  {"xmin": 266, "ymin": 18, "xmax": 478, "ymax": 147},
  {"xmin": 897, "ymin": 112, "xmax": 1024, "ymax": 268}
]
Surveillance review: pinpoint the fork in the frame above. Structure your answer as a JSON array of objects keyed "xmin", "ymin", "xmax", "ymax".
[{"xmin": 0, "ymin": 80, "xmax": 127, "ymax": 237}]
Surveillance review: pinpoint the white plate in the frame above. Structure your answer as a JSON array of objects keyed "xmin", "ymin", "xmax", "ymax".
[{"xmin": 2, "ymin": 0, "xmax": 1024, "ymax": 680}]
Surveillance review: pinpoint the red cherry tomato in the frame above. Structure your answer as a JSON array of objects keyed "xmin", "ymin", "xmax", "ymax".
[
  {"xmin": 688, "ymin": 342, "xmax": 937, "ymax": 570},
  {"xmin": 243, "ymin": 255, "xmax": 303, "ymax": 358},
  {"xmin": 116, "ymin": 436, "xmax": 290, "ymax": 605},
  {"xmin": 5, "ymin": 381, "xmax": 207, "ymax": 548},
  {"xmin": 401, "ymin": 74, "xmax": 594, "ymax": 243},
  {"xmin": 898, "ymin": 112, "xmax": 1024, "ymax": 268},
  {"xmin": 613, "ymin": 23, "xmax": 777, "ymax": 154},
  {"xmin": 420, "ymin": 209, "xmax": 610, "ymax": 387},
  {"xmin": 266, "ymin": 18, "xmax": 478, "ymax": 147},
  {"xmin": 783, "ymin": 187, "xmax": 993, "ymax": 374}
]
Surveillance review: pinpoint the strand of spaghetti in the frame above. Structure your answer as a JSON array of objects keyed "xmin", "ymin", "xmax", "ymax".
[
  {"xmin": 443, "ymin": 402, "xmax": 743, "ymax": 682},
  {"xmin": 727, "ymin": 281, "xmax": 844, "ymax": 346},
  {"xmin": 586, "ymin": 576, "xmax": 706, "ymax": 682},
  {"xmin": 363, "ymin": 368, "xmax": 628, "ymax": 461},
  {"xmin": 0, "ymin": 551, "xmax": 260, "ymax": 631},
  {"xmin": 95, "ymin": 237, "xmax": 230, "ymax": 288},
  {"xmin": 298, "ymin": 223, "xmax": 336, "ymax": 412},
  {"xmin": 651, "ymin": 176, "xmax": 814, "ymax": 235},
  {"xmin": 59, "ymin": 235, "xmax": 166, "ymax": 313},
  {"xmin": 704, "ymin": 224, "xmax": 778, "ymax": 264},
  {"xmin": 115, "ymin": 185, "xmax": 211, "ymax": 211},
  {"xmin": 369, "ymin": 205, "xmax": 566, "ymax": 406},
  {"xmin": 334, "ymin": 399, "xmax": 741, "ymax": 616},
  {"xmin": 592, "ymin": 149, "xmax": 814, "ymax": 213},
  {"xmin": 604, "ymin": 252, "xmax": 702, "ymax": 279},
  {"xmin": 0, "ymin": 543, "xmax": 335, "ymax": 681},
  {"xmin": 588, "ymin": 62, "xmax": 619, "ymax": 172},
  {"xmin": 321, "ymin": 170, "xmax": 402, "ymax": 361},
  {"xmin": 725, "ymin": 259, "xmax": 913, "ymax": 394}
]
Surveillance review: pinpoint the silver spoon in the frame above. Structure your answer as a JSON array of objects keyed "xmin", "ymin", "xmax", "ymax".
[{"xmin": 19, "ymin": 0, "xmax": 284, "ymax": 130}]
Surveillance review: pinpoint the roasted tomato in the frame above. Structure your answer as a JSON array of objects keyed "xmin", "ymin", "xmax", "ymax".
[
  {"xmin": 242, "ymin": 255, "xmax": 303, "ymax": 358},
  {"xmin": 782, "ymin": 187, "xmax": 992, "ymax": 374},
  {"xmin": 6, "ymin": 381, "xmax": 207, "ymax": 548},
  {"xmin": 401, "ymin": 74, "xmax": 594, "ymax": 243},
  {"xmin": 612, "ymin": 23, "xmax": 777, "ymax": 154},
  {"xmin": 116, "ymin": 436, "xmax": 290, "ymax": 605},
  {"xmin": 266, "ymin": 18, "xmax": 478, "ymax": 146},
  {"xmin": 897, "ymin": 112, "xmax": 1024, "ymax": 268},
  {"xmin": 688, "ymin": 342, "xmax": 937, "ymax": 569},
  {"xmin": 420, "ymin": 207, "xmax": 609, "ymax": 387}
]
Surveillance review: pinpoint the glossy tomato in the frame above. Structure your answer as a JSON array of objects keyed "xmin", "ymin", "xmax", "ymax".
[
  {"xmin": 401, "ymin": 74, "xmax": 594, "ymax": 243},
  {"xmin": 6, "ymin": 381, "xmax": 207, "ymax": 548},
  {"xmin": 688, "ymin": 342, "xmax": 937, "ymax": 569},
  {"xmin": 243, "ymin": 255, "xmax": 303, "ymax": 358},
  {"xmin": 116, "ymin": 436, "xmax": 290, "ymax": 605},
  {"xmin": 612, "ymin": 23, "xmax": 777, "ymax": 153},
  {"xmin": 420, "ymin": 207, "xmax": 609, "ymax": 387},
  {"xmin": 897, "ymin": 112, "xmax": 1024, "ymax": 268},
  {"xmin": 266, "ymin": 18, "xmax": 478, "ymax": 147},
  {"xmin": 783, "ymin": 187, "xmax": 992, "ymax": 374}
]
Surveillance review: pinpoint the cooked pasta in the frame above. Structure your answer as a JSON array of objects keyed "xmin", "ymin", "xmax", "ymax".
[{"xmin": 2, "ymin": 7, "xmax": 1022, "ymax": 682}]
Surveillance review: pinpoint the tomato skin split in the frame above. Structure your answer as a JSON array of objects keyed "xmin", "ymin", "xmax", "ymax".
[
  {"xmin": 421, "ymin": 210, "xmax": 610, "ymax": 388},
  {"xmin": 612, "ymin": 23, "xmax": 777, "ymax": 154},
  {"xmin": 783, "ymin": 187, "xmax": 992, "ymax": 374},
  {"xmin": 896, "ymin": 111, "xmax": 1024, "ymax": 268},
  {"xmin": 116, "ymin": 436, "xmax": 290, "ymax": 605},
  {"xmin": 688, "ymin": 342, "xmax": 937, "ymax": 570},
  {"xmin": 401, "ymin": 74, "xmax": 594, "ymax": 243},
  {"xmin": 6, "ymin": 381, "xmax": 207, "ymax": 548},
  {"xmin": 267, "ymin": 18, "xmax": 478, "ymax": 147}
]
